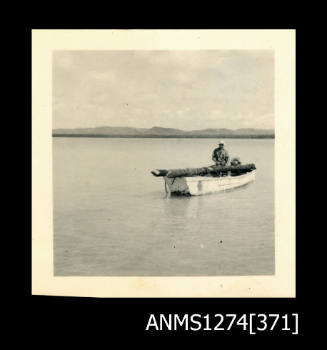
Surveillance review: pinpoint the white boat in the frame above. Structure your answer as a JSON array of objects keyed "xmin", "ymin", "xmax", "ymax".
[{"xmin": 163, "ymin": 170, "xmax": 256, "ymax": 196}]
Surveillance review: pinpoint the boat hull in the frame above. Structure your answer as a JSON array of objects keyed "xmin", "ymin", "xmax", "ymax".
[{"xmin": 164, "ymin": 170, "xmax": 256, "ymax": 196}]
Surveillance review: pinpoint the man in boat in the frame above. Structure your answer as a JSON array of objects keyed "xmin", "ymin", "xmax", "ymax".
[{"xmin": 212, "ymin": 140, "xmax": 229, "ymax": 166}]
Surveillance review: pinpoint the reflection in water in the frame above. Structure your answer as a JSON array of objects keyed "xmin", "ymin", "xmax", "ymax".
[{"xmin": 163, "ymin": 195, "xmax": 200, "ymax": 220}]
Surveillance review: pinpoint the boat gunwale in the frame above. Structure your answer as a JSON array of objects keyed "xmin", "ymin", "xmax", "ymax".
[{"xmin": 167, "ymin": 169, "xmax": 256, "ymax": 182}]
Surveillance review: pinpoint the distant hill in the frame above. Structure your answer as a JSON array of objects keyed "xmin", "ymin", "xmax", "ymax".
[{"xmin": 52, "ymin": 126, "xmax": 274, "ymax": 138}]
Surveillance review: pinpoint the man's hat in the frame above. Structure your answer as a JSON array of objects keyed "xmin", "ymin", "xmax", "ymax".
[{"xmin": 218, "ymin": 140, "xmax": 225, "ymax": 145}]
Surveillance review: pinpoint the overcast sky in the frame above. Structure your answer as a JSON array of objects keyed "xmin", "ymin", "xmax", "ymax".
[{"xmin": 53, "ymin": 50, "xmax": 274, "ymax": 130}]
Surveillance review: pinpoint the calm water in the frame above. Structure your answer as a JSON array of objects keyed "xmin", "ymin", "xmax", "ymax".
[{"xmin": 53, "ymin": 138, "xmax": 274, "ymax": 276}]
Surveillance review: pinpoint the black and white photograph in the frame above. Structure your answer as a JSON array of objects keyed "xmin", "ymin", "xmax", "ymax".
[
  {"xmin": 32, "ymin": 30, "xmax": 295, "ymax": 297},
  {"xmin": 52, "ymin": 50, "xmax": 274, "ymax": 276}
]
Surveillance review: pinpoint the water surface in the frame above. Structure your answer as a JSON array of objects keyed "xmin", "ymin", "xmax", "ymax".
[{"xmin": 53, "ymin": 138, "xmax": 274, "ymax": 276}]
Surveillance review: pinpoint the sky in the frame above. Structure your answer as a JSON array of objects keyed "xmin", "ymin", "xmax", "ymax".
[{"xmin": 53, "ymin": 50, "xmax": 274, "ymax": 130}]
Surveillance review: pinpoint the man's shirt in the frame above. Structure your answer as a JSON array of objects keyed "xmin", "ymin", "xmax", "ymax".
[{"xmin": 212, "ymin": 147, "xmax": 229, "ymax": 165}]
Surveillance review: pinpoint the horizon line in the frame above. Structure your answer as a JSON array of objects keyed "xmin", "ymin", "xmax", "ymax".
[{"xmin": 53, "ymin": 126, "xmax": 275, "ymax": 131}]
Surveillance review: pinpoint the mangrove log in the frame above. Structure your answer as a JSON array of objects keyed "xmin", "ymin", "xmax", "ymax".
[{"xmin": 151, "ymin": 164, "xmax": 256, "ymax": 178}]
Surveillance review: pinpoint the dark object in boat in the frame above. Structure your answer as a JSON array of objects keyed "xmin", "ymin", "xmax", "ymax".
[
  {"xmin": 230, "ymin": 157, "xmax": 241, "ymax": 166},
  {"xmin": 151, "ymin": 164, "xmax": 256, "ymax": 178}
]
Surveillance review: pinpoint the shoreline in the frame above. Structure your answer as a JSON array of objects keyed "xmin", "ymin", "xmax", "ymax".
[{"xmin": 52, "ymin": 134, "xmax": 274, "ymax": 139}]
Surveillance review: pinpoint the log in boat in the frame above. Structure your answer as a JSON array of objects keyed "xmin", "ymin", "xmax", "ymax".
[{"xmin": 151, "ymin": 164, "xmax": 256, "ymax": 196}]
